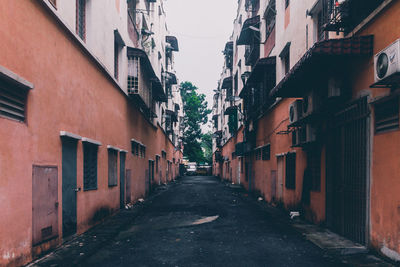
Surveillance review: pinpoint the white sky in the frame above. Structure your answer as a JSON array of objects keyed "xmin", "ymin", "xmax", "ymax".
[{"xmin": 164, "ymin": 0, "xmax": 238, "ymax": 132}]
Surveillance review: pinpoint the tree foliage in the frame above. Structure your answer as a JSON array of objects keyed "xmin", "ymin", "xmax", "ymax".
[{"xmin": 180, "ymin": 82, "xmax": 211, "ymax": 163}]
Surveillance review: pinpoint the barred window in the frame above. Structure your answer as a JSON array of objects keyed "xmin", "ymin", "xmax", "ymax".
[
  {"xmin": 285, "ymin": 152, "xmax": 296, "ymax": 189},
  {"xmin": 108, "ymin": 149, "xmax": 118, "ymax": 187},
  {"xmin": 128, "ymin": 56, "xmax": 139, "ymax": 92},
  {"xmin": 83, "ymin": 143, "xmax": 98, "ymax": 191}
]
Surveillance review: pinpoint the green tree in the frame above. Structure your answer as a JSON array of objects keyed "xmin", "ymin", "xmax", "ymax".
[
  {"xmin": 201, "ymin": 132, "xmax": 213, "ymax": 165},
  {"xmin": 180, "ymin": 82, "xmax": 211, "ymax": 163}
]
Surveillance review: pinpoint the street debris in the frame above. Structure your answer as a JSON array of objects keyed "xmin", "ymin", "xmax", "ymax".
[{"xmin": 290, "ymin": 211, "xmax": 300, "ymax": 219}]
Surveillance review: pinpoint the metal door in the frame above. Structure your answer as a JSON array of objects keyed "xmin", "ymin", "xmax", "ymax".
[
  {"xmin": 120, "ymin": 152, "xmax": 126, "ymax": 209},
  {"xmin": 276, "ymin": 156, "xmax": 284, "ymax": 201},
  {"xmin": 270, "ymin": 170, "xmax": 277, "ymax": 201},
  {"xmin": 126, "ymin": 169, "xmax": 132, "ymax": 203},
  {"xmin": 32, "ymin": 166, "xmax": 59, "ymax": 245},
  {"xmin": 61, "ymin": 138, "xmax": 78, "ymax": 238},
  {"xmin": 326, "ymin": 96, "xmax": 370, "ymax": 245}
]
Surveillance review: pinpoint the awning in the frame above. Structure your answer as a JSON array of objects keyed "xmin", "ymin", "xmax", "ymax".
[
  {"xmin": 237, "ymin": 15, "xmax": 260, "ymax": 45},
  {"xmin": 224, "ymin": 106, "xmax": 237, "ymax": 116},
  {"xmin": 221, "ymin": 76, "xmax": 232, "ymax": 90},
  {"xmin": 166, "ymin": 109, "xmax": 178, "ymax": 122},
  {"xmin": 127, "ymin": 47, "xmax": 167, "ymax": 102},
  {"xmin": 240, "ymin": 57, "xmax": 276, "ymax": 97},
  {"xmin": 269, "ymin": 35, "xmax": 374, "ymax": 98},
  {"xmin": 166, "ymin": 72, "xmax": 177, "ymax": 85},
  {"xmin": 166, "ymin": 36, "xmax": 179, "ymax": 52},
  {"xmin": 114, "ymin": 29, "xmax": 126, "ymax": 46}
]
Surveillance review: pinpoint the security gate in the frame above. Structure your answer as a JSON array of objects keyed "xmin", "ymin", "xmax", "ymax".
[{"xmin": 326, "ymin": 96, "xmax": 370, "ymax": 245}]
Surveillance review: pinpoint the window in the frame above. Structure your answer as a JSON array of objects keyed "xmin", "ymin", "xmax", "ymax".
[
  {"xmin": 161, "ymin": 150, "xmax": 167, "ymax": 159},
  {"xmin": 83, "ymin": 143, "xmax": 98, "ymax": 191},
  {"xmin": 262, "ymin": 144, "xmax": 271, "ymax": 161},
  {"xmin": 156, "ymin": 155, "xmax": 160, "ymax": 172},
  {"xmin": 76, "ymin": 0, "xmax": 86, "ymax": 41},
  {"xmin": 131, "ymin": 140, "xmax": 140, "ymax": 156},
  {"xmin": 127, "ymin": 56, "xmax": 139, "ymax": 93},
  {"xmin": 108, "ymin": 149, "xmax": 118, "ymax": 187},
  {"xmin": 375, "ymin": 97, "xmax": 400, "ymax": 134},
  {"xmin": 285, "ymin": 152, "xmax": 296, "ymax": 189},
  {"xmin": 285, "ymin": 0, "xmax": 290, "ymax": 9},
  {"xmin": 0, "ymin": 80, "xmax": 28, "ymax": 122},
  {"xmin": 280, "ymin": 42, "xmax": 291, "ymax": 75},
  {"xmin": 140, "ymin": 145, "xmax": 146, "ymax": 158}
]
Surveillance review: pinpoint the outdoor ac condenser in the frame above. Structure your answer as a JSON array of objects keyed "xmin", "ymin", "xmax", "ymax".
[{"xmin": 374, "ymin": 39, "xmax": 400, "ymax": 83}]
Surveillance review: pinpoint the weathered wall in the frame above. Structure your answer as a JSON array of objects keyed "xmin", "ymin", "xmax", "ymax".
[
  {"xmin": 0, "ymin": 1, "xmax": 180, "ymax": 266},
  {"xmin": 351, "ymin": 0, "xmax": 400, "ymax": 259}
]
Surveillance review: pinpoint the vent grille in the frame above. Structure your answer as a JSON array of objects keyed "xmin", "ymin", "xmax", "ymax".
[{"xmin": 0, "ymin": 83, "xmax": 26, "ymax": 122}]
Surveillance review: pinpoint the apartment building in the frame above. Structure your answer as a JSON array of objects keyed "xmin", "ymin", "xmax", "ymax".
[
  {"xmin": 213, "ymin": 0, "xmax": 400, "ymax": 261},
  {"xmin": 0, "ymin": 0, "xmax": 183, "ymax": 266}
]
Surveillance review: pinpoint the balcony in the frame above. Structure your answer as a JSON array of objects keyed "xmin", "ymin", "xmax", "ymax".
[
  {"xmin": 245, "ymin": 44, "xmax": 260, "ymax": 67},
  {"xmin": 127, "ymin": 47, "xmax": 167, "ymax": 118}
]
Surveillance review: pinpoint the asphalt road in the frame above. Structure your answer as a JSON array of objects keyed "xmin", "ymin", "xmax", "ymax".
[{"xmin": 30, "ymin": 176, "xmax": 345, "ymax": 267}]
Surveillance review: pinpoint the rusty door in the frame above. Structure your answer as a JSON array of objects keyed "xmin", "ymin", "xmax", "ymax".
[
  {"xmin": 120, "ymin": 152, "xmax": 126, "ymax": 209},
  {"xmin": 61, "ymin": 138, "xmax": 78, "ymax": 238},
  {"xmin": 32, "ymin": 165, "xmax": 59, "ymax": 245},
  {"xmin": 270, "ymin": 170, "xmax": 277, "ymax": 201},
  {"xmin": 125, "ymin": 169, "xmax": 132, "ymax": 203},
  {"xmin": 326, "ymin": 96, "xmax": 370, "ymax": 245}
]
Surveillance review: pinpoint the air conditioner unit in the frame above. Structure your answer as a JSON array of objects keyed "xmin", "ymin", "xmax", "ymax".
[
  {"xmin": 289, "ymin": 100, "xmax": 303, "ymax": 124},
  {"xmin": 302, "ymin": 91, "xmax": 320, "ymax": 117},
  {"xmin": 305, "ymin": 124, "xmax": 317, "ymax": 143},
  {"xmin": 374, "ymin": 39, "xmax": 400, "ymax": 83},
  {"xmin": 327, "ymin": 77, "xmax": 343, "ymax": 98}
]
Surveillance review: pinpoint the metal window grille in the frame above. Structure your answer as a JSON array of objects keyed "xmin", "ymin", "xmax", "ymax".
[
  {"xmin": 285, "ymin": 152, "xmax": 296, "ymax": 189},
  {"xmin": 127, "ymin": 56, "xmax": 139, "ymax": 93},
  {"xmin": 83, "ymin": 143, "xmax": 98, "ymax": 190},
  {"xmin": 108, "ymin": 149, "xmax": 118, "ymax": 187},
  {"xmin": 374, "ymin": 97, "xmax": 399, "ymax": 134},
  {"xmin": 76, "ymin": 0, "xmax": 86, "ymax": 40},
  {"xmin": 0, "ymin": 81, "xmax": 27, "ymax": 122}
]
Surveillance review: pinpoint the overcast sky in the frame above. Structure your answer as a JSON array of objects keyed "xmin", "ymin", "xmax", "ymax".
[{"xmin": 164, "ymin": 0, "xmax": 237, "ymax": 132}]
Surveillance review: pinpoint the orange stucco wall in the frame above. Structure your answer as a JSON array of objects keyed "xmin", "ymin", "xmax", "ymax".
[
  {"xmin": 351, "ymin": 1, "xmax": 400, "ymax": 257},
  {"xmin": 214, "ymin": 99, "xmax": 325, "ymax": 224},
  {"xmin": 0, "ymin": 1, "xmax": 181, "ymax": 266}
]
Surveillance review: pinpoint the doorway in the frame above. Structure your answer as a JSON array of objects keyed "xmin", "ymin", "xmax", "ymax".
[{"xmin": 61, "ymin": 137, "xmax": 78, "ymax": 238}]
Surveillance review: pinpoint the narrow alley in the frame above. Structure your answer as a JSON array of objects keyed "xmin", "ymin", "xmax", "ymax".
[{"xmin": 30, "ymin": 176, "xmax": 348, "ymax": 267}]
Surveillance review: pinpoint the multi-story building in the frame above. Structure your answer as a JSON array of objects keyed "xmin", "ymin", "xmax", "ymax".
[
  {"xmin": 213, "ymin": 0, "xmax": 400, "ymax": 262},
  {"xmin": 0, "ymin": 0, "xmax": 183, "ymax": 266}
]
